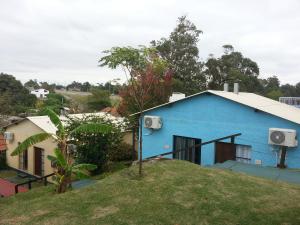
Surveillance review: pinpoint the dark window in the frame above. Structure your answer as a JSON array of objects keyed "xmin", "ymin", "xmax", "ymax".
[{"xmin": 173, "ymin": 136, "xmax": 201, "ymax": 164}]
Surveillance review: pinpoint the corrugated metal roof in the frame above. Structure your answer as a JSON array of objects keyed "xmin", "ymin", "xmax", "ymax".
[
  {"xmin": 27, "ymin": 116, "xmax": 58, "ymax": 134},
  {"xmin": 133, "ymin": 90, "xmax": 300, "ymax": 125},
  {"xmin": 27, "ymin": 112, "xmax": 126, "ymax": 134}
]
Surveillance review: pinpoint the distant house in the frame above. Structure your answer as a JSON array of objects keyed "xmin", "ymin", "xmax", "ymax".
[
  {"xmin": 279, "ymin": 97, "xmax": 300, "ymax": 108},
  {"xmin": 4, "ymin": 113, "xmax": 134, "ymax": 177},
  {"xmin": 136, "ymin": 85, "xmax": 300, "ymax": 169},
  {"xmin": 30, "ymin": 89, "xmax": 49, "ymax": 99}
]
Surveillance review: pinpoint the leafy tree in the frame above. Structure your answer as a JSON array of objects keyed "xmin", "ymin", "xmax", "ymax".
[
  {"xmin": 87, "ymin": 88, "xmax": 111, "ymax": 111},
  {"xmin": 280, "ymin": 84, "xmax": 296, "ymax": 97},
  {"xmin": 11, "ymin": 109, "xmax": 111, "ymax": 193},
  {"xmin": 24, "ymin": 79, "xmax": 40, "ymax": 90},
  {"xmin": 204, "ymin": 46, "xmax": 262, "ymax": 93},
  {"xmin": 66, "ymin": 115, "xmax": 124, "ymax": 174},
  {"xmin": 0, "ymin": 73, "xmax": 36, "ymax": 115},
  {"xmin": 81, "ymin": 82, "xmax": 91, "ymax": 92},
  {"xmin": 152, "ymin": 16, "xmax": 205, "ymax": 95},
  {"xmin": 39, "ymin": 82, "xmax": 56, "ymax": 93},
  {"xmin": 99, "ymin": 46, "xmax": 171, "ymax": 175},
  {"xmin": 37, "ymin": 93, "xmax": 67, "ymax": 114}
]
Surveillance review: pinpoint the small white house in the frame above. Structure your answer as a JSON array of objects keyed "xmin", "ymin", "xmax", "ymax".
[{"xmin": 30, "ymin": 89, "xmax": 49, "ymax": 99}]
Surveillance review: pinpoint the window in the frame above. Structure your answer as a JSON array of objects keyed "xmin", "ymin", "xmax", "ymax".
[
  {"xmin": 173, "ymin": 136, "xmax": 201, "ymax": 164},
  {"xmin": 236, "ymin": 145, "xmax": 251, "ymax": 164},
  {"xmin": 18, "ymin": 149, "xmax": 28, "ymax": 170}
]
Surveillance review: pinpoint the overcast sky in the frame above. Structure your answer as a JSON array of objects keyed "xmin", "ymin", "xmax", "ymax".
[{"xmin": 1, "ymin": 0, "xmax": 300, "ymax": 85}]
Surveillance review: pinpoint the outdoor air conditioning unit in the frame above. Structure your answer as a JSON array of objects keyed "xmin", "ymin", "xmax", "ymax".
[
  {"xmin": 4, "ymin": 132, "xmax": 14, "ymax": 141},
  {"xmin": 144, "ymin": 116, "xmax": 162, "ymax": 129},
  {"xmin": 268, "ymin": 128, "xmax": 297, "ymax": 147}
]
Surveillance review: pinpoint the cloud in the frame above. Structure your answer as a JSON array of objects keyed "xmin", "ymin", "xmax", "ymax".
[{"xmin": 0, "ymin": 0, "xmax": 300, "ymax": 85}]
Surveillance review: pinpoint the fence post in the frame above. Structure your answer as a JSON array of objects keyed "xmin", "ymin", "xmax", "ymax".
[
  {"xmin": 28, "ymin": 181, "xmax": 32, "ymax": 190},
  {"xmin": 15, "ymin": 185, "xmax": 18, "ymax": 194},
  {"xmin": 44, "ymin": 177, "xmax": 47, "ymax": 186}
]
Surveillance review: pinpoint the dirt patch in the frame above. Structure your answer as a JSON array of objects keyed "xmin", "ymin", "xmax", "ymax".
[{"xmin": 92, "ymin": 206, "xmax": 119, "ymax": 219}]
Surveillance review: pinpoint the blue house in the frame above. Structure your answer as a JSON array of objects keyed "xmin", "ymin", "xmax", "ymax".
[{"xmin": 137, "ymin": 89, "xmax": 300, "ymax": 168}]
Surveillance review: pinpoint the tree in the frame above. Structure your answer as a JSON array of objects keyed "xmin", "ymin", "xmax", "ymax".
[
  {"xmin": 66, "ymin": 115, "xmax": 124, "ymax": 174},
  {"xmin": 11, "ymin": 109, "xmax": 111, "ymax": 193},
  {"xmin": 204, "ymin": 46, "xmax": 262, "ymax": 93},
  {"xmin": 81, "ymin": 82, "xmax": 91, "ymax": 92},
  {"xmin": 99, "ymin": 46, "xmax": 171, "ymax": 175},
  {"xmin": 87, "ymin": 88, "xmax": 111, "ymax": 111},
  {"xmin": 24, "ymin": 79, "xmax": 40, "ymax": 90},
  {"xmin": 38, "ymin": 93, "xmax": 67, "ymax": 114},
  {"xmin": 0, "ymin": 73, "xmax": 37, "ymax": 115},
  {"xmin": 117, "ymin": 66, "xmax": 172, "ymax": 116},
  {"xmin": 39, "ymin": 82, "xmax": 56, "ymax": 93},
  {"xmin": 152, "ymin": 16, "xmax": 205, "ymax": 95}
]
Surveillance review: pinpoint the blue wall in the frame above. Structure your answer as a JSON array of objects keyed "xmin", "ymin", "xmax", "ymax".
[{"xmin": 141, "ymin": 93, "xmax": 300, "ymax": 168}]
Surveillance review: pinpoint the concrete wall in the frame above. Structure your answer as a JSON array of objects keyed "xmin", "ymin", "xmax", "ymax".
[
  {"xmin": 5, "ymin": 119, "xmax": 57, "ymax": 176},
  {"xmin": 141, "ymin": 93, "xmax": 300, "ymax": 168}
]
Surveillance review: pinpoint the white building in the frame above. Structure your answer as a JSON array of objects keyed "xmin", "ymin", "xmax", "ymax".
[{"xmin": 30, "ymin": 89, "xmax": 49, "ymax": 98}]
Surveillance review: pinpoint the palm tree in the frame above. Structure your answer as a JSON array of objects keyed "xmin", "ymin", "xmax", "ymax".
[{"xmin": 11, "ymin": 109, "xmax": 112, "ymax": 193}]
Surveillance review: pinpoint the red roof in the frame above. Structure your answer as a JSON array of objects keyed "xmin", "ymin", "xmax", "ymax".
[
  {"xmin": 0, "ymin": 135, "xmax": 7, "ymax": 151},
  {"xmin": 100, "ymin": 107, "xmax": 120, "ymax": 117}
]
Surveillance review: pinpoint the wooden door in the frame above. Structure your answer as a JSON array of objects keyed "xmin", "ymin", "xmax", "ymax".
[
  {"xmin": 34, "ymin": 147, "xmax": 43, "ymax": 176},
  {"xmin": 215, "ymin": 142, "xmax": 236, "ymax": 163}
]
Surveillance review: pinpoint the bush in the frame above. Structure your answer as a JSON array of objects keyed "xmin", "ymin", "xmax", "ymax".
[
  {"xmin": 0, "ymin": 151, "xmax": 7, "ymax": 170},
  {"xmin": 67, "ymin": 115, "xmax": 125, "ymax": 174},
  {"xmin": 109, "ymin": 142, "xmax": 136, "ymax": 162}
]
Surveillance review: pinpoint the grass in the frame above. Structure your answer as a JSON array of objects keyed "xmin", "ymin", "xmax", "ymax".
[
  {"xmin": 0, "ymin": 169, "xmax": 17, "ymax": 178},
  {"xmin": 1, "ymin": 160, "xmax": 300, "ymax": 225}
]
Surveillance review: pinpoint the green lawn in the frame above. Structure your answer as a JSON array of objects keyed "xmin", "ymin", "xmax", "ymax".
[{"xmin": 1, "ymin": 160, "xmax": 300, "ymax": 225}]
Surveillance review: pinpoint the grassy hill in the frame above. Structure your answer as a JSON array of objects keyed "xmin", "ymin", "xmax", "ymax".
[{"xmin": 1, "ymin": 160, "xmax": 300, "ymax": 225}]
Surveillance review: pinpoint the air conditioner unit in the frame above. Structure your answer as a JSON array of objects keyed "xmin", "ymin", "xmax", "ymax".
[
  {"xmin": 4, "ymin": 132, "xmax": 14, "ymax": 141},
  {"xmin": 268, "ymin": 128, "xmax": 297, "ymax": 147},
  {"xmin": 144, "ymin": 116, "xmax": 162, "ymax": 129}
]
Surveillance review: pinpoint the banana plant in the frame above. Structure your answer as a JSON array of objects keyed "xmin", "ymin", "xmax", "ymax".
[{"xmin": 11, "ymin": 108, "xmax": 112, "ymax": 193}]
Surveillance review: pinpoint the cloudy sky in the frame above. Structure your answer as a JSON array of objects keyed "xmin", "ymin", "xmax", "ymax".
[{"xmin": 1, "ymin": 0, "xmax": 300, "ymax": 85}]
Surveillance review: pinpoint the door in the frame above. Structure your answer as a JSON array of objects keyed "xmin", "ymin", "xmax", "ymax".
[
  {"xmin": 173, "ymin": 136, "xmax": 201, "ymax": 164},
  {"xmin": 34, "ymin": 147, "xmax": 44, "ymax": 176},
  {"xmin": 215, "ymin": 142, "xmax": 236, "ymax": 163}
]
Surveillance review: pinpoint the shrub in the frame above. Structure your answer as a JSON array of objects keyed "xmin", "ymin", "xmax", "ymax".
[
  {"xmin": 109, "ymin": 142, "xmax": 136, "ymax": 162},
  {"xmin": 67, "ymin": 115, "xmax": 125, "ymax": 174}
]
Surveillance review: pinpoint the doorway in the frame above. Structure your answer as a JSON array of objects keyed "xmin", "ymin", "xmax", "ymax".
[
  {"xmin": 173, "ymin": 136, "xmax": 201, "ymax": 164},
  {"xmin": 34, "ymin": 147, "xmax": 44, "ymax": 176},
  {"xmin": 215, "ymin": 142, "xmax": 236, "ymax": 163}
]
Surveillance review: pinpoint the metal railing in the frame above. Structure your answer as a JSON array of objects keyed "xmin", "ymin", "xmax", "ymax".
[
  {"xmin": 15, "ymin": 173, "xmax": 55, "ymax": 194},
  {"xmin": 145, "ymin": 133, "xmax": 242, "ymax": 160}
]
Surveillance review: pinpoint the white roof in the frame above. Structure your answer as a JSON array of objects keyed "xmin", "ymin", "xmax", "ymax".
[
  {"xmin": 27, "ymin": 112, "xmax": 126, "ymax": 134},
  {"xmin": 136, "ymin": 90, "xmax": 300, "ymax": 125},
  {"xmin": 27, "ymin": 116, "xmax": 58, "ymax": 134}
]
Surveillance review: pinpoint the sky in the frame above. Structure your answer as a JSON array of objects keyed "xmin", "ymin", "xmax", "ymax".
[{"xmin": 1, "ymin": 0, "xmax": 300, "ymax": 85}]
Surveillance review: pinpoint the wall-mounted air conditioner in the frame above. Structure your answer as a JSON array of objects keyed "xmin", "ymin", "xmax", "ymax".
[
  {"xmin": 144, "ymin": 116, "xmax": 162, "ymax": 129},
  {"xmin": 268, "ymin": 128, "xmax": 297, "ymax": 147},
  {"xmin": 4, "ymin": 132, "xmax": 14, "ymax": 141}
]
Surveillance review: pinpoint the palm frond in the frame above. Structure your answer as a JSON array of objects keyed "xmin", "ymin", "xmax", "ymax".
[
  {"xmin": 73, "ymin": 163, "xmax": 97, "ymax": 171},
  {"xmin": 71, "ymin": 123, "xmax": 112, "ymax": 135},
  {"xmin": 43, "ymin": 108, "xmax": 65, "ymax": 137},
  {"xmin": 54, "ymin": 148, "xmax": 67, "ymax": 167},
  {"xmin": 11, "ymin": 133, "xmax": 52, "ymax": 156},
  {"xmin": 47, "ymin": 155, "xmax": 57, "ymax": 165}
]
